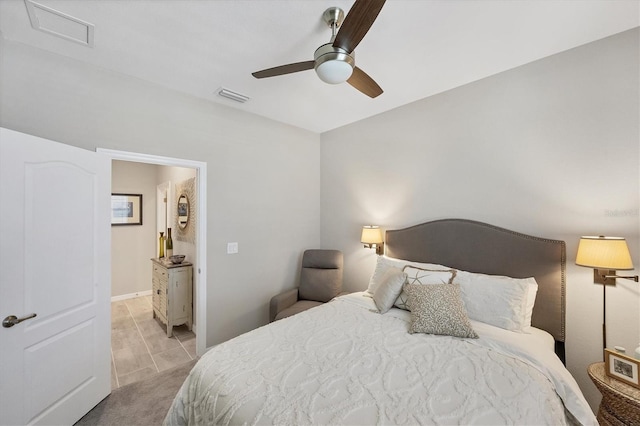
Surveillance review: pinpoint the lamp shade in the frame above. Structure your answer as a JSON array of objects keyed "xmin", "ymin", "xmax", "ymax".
[
  {"xmin": 576, "ymin": 236, "xmax": 634, "ymax": 270},
  {"xmin": 361, "ymin": 226, "xmax": 383, "ymax": 245}
]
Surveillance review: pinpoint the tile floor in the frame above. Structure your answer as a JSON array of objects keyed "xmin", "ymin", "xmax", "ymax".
[{"xmin": 111, "ymin": 295, "xmax": 196, "ymax": 389}]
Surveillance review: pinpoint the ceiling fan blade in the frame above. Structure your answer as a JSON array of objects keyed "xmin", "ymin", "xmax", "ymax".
[
  {"xmin": 333, "ymin": 0, "xmax": 385, "ymax": 54},
  {"xmin": 348, "ymin": 67, "xmax": 383, "ymax": 98},
  {"xmin": 252, "ymin": 61, "xmax": 315, "ymax": 79}
]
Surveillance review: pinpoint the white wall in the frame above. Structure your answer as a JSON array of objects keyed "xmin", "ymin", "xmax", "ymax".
[
  {"xmin": 2, "ymin": 26, "xmax": 638, "ymax": 413},
  {"xmin": 156, "ymin": 166, "xmax": 197, "ymax": 267},
  {"xmin": 320, "ymin": 28, "xmax": 639, "ymax": 412},
  {"xmin": 111, "ymin": 160, "xmax": 159, "ymax": 297},
  {"xmin": 0, "ymin": 38, "xmax": 321, "ymax": 346},
  {"xmin": 156, "ymin": 165, "xmax": 199, "ymax": 330}
]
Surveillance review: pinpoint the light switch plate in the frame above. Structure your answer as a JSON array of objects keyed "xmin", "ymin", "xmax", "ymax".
[{"xmin": 227, "ymin": 242, "xmax": 238, "ymax": 254}]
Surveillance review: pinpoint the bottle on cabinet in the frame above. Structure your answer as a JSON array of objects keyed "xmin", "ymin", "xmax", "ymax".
[
  {"xmin": 159, "ymin": 231, "xmax": 165, "ymax": 258},
  {"xmin": 166, "ymin": 228, "xmax": 173, "ymax": 257}
]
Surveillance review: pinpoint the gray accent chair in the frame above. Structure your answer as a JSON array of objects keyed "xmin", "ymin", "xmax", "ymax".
[{"xmin": 270, "ymin": 249, "xmax": 343, "ymax": 322}]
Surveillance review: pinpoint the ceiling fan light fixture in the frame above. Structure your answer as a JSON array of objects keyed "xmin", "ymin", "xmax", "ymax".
[
  {"xmin": 316, "ymin": 60, "xmax": 353, "ymax": 84},
  {"xmin": 314, "ymin": 43, "xmax": 354, "ymax": 84}
]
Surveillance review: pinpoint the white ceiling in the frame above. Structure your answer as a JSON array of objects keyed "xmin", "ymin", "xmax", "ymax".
[{"xmin": 1, "ymin": 0, "xmax": 638, "ymax": 133}]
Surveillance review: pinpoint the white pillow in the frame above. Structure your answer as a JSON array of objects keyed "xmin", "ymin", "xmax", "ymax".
[
  {"xmin": 523, "ymin": 280, "xmax": 539, "ymax": 332},
  {"xmin": 455, "ymin": 270, "xmax": 537, "ymax": 333},
  {"xmin": 366, "ymin": 256, "xmax": 404, "ymax": 295},
  {"xmin": 372, "ymin": 267, "xmax": 407, "ymax": 314},
  {"xmin": 366, "ymin": 255, "xmax": 449, "ymax": 295},
  {"xmin": 394, "ymin": 266, "xmax": 456, "ymax": 310}
]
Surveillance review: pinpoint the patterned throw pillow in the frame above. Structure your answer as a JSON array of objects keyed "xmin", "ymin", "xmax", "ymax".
[
  {"xmin": 393, "ymin": 266, "xmax": 456, "ymax": 310},
  {"xmin": 404, "ymin": 283, "xmax": 478, "ymax": 339},
  {"xmin": 365, "ymin": 256, "xmax": 452, "ymax": 296}
]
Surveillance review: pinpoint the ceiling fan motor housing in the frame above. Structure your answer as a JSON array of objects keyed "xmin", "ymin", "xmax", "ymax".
[
  {"xmin": 314, "ymin": 43, "xmax": 355, "ymax": 84},
  {"xmin": 322, "ymin": 7, "xmax": 345, "ymax": 29}
]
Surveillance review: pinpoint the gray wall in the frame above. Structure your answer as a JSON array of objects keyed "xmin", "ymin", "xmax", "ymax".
[
  {"xmin": 111, "ymin": 160, "xmax": 159, "ymax": 297},
  {"xmin": 0, "ymin": 38, "xmax": 321, "ymax": 346},
  {"xmin": 320, "ymin": 28, "xmax": 639, "ymax": 411}
]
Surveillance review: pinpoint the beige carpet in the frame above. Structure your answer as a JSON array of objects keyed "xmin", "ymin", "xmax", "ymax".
[{"xmin": 75, "ymin": 359, "xmax": 197, "ymax": 426}]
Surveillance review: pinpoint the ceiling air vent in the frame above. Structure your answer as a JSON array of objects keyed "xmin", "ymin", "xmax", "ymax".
[
  {"xmin": 216, "ymin": 88, "xmax": 250, "ymax": 104},
  {"xmin": 24, "ymin": 0, "xmax": 94, "ymax": 47}
]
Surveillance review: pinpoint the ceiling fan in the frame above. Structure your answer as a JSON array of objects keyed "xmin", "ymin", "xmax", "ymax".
[{"xmin": 251, "ymin": 0, "xmax": 386, "ymax": 98}]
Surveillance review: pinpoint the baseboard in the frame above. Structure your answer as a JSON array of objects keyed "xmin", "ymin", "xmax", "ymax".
[{"xmin": 111, "ymin": 290, "xmax": 152, "ymax": 302}]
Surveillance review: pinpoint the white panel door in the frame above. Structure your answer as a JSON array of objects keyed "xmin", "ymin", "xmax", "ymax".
[{"xmin": 0, "ymin": 128, "xmax": 111, "ymax": 425}]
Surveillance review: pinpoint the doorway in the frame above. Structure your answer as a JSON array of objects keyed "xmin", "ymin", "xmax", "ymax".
[{"xmin": 98, "ymin": 148, "xmax": 207, "ymax": 364}]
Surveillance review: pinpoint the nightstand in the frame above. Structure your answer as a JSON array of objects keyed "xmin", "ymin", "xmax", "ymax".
[
  {"xmin": 588, "ymin": 362, "xmax": 640, "ymax": 425},
  {"xmin": 151, "ymin": 258, "xmax": 193, "ymax": 337}
]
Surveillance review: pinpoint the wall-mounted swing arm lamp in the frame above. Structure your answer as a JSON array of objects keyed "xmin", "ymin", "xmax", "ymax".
[
  {"xmin": 576, "ymin": 235, "xmax": 639, "ymax": 353},
  {"xmin": 361, "ymin": 226, "xmax": 384, "ymax": 255},
  {"xmin": 576, "ymin": 236, "xmax": 639, "ymax": 284}
]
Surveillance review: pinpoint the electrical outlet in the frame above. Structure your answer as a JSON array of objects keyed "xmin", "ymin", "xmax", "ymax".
[{"xmin": 227, "ymin": 242, "xmax": 238, "ymax": 254}]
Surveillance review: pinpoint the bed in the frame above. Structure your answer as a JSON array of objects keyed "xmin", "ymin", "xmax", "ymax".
[{"xmin": 164, "ymin": 219, "xmax": 597, "ymax": 425}]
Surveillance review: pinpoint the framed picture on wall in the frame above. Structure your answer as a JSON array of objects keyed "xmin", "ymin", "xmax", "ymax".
[
  {"xmin": 604, "ymin": 348, "xmax": 640, "ymax": 389},
  {"xmin": 111, "ymin": 193, "xmax": 143, "ymax": 226}
]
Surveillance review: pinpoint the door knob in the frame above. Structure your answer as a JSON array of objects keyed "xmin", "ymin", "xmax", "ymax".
[{"xmin": 2, "ymin": 313, "xmax": 37, "ymax": 328}]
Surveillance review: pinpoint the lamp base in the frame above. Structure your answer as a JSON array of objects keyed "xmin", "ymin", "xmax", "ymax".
[{"xmin": 594, "ymin": 269, "xmax": 616, "ymax": 285}]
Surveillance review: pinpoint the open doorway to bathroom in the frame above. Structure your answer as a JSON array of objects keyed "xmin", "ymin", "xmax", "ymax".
[{"xmin": 98, "ymin": 149, "xmax": 207, "ymax": 390}]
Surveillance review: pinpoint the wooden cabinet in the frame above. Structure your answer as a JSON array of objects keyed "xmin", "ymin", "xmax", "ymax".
[
  {"xmin": 151, "ymin": 258, "xmax": 193, "ymax": 337},
  {"xmin": 588, "ymin": 362, "xmax": 640, "ymax": 425}
]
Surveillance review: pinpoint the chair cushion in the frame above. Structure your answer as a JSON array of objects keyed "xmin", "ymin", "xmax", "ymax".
[
  {"xmin": 299, "ymin": 268, "xmax": 341, "ymax": 302},
  {"xmin": 298, "ymin": 249, "xmax": 343, "ymax": 303},
  {"xmin": 302, "ymin": 249, "xmax": 343, "ymax": 269},
  {"xmin": 274, "ymin": 300, "xmax": 323, "ymax": 321},
  {"xmin": 269, "ymin": 288, "xmax": 299, "ymax": 322}
]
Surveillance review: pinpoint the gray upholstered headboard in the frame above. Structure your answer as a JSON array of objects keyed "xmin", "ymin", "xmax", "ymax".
[{"xmin": 385, "ymin": 219, "xmax": 566, "ymax": 363}]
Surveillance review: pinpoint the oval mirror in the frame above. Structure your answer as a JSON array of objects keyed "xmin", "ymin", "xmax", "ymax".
[{"xmin": 177, "ymin": 194, "xmax": 189, "ymax": 229}]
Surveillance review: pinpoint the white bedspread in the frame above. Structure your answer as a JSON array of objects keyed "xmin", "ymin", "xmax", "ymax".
[{"xmin": 165, "ymin": 293, "xmax": 596, "ymax": 426}]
